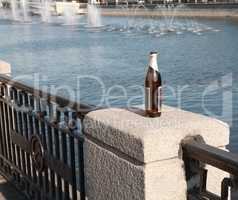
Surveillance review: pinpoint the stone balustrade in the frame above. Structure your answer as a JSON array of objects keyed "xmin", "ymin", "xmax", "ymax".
[{"xmin": 83, "ymin": 105, "xmax": 229, "ymax": 200}]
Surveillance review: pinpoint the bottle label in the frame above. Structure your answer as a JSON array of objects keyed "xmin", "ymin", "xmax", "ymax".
[
  {"xmin": 145, "ymin": 87, "xmax": 151, "ymax": 110},
  {"xmin": 158, "ymin": 86, "xmax": 162, "ymax": 112},
  {"xmin": 145, "ymin": 86, "xmax": 162, "ymax": 111}
]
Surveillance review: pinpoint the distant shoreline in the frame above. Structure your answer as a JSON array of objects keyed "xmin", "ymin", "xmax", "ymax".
[{"xmin": 100, "ymin": 8, "xmax": 238, "ymax": 19}]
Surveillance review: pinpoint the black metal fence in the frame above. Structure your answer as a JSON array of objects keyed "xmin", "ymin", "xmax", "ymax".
[
  {"xmin": 2, "ymin": 73, "xmax": 238, "ymax": 200},
  {"xmin": 182, "ymin": 138, "xmax": 238, "ymax": 200},
  {"xmin": 0, "ymin": 74, "xmax": 95, "ymax": 200}
]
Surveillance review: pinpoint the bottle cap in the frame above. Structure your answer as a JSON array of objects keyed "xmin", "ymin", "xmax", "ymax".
[{"xmin": 150, "ymin": 51, "xmax": 158, "ymax": 55}]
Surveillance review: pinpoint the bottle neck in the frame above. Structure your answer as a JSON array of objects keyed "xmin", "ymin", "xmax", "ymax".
[{"xmin": 149, "ymin": 54, "xmax": 159, "ymax": 72}]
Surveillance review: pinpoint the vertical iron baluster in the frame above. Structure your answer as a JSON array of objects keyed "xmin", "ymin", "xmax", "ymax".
[
  {"xmin": 79, "ymin": 113, "xmax": 86, "ymax": 200},
  {"xmin": 18, "ymin": 91, "xmax": 27, "ymax": 192},
  {"xmin": 0, "ymin": 83, "xmax": 6, "ymax": 159},
  {"xmin": 70, "ymin": 112, "xmax": 78, "ymax": 200},
  {"xmin": 221, "ymin": 178, "xmax": 232, "ymax": 200},
  {"xmin": 0, "ymin": 84, "xmax": 3, "ymax": 166},
  {"xmin": 78, "ymin": 140, "xmax": 85, "ymax": 200},
  {"xmin": 4, "ymin": 85, "xmax": 13, "ymax": 178},
  {"xmin": 22, "ymin": 91, "xmax": 31, "ymax": 194},
  {"xmin": 1, "ymin": 84, "xmax": 9, "ymax": 162},
  {"xmin": 54, "ymin": 108, "xmax": 63, "ymax": 200},
  {"xmin": 4, "ymin": 84, "xmax": 12, "ymax": 166},
  {"xmin": 34, "ymin": 97, "xmax": 43, "ymax": 200},
  {"xmin": 78, "ymin": 123, "xmax": 85, "ymax": 200},
  {"xmin": 18, "ymin": 91, "xmax": 27, "ymax": 179},
  {"xmin": 69, "ymin": 136, "xmax": 77, "ymax": 200},
  {"xmin": 29, "ymin": 94, "xmax": 38, "ymax": 198},
  {"xmin": 13, "ymin": 88, "xmax": 21, "ymax": 183},
  {"xmin": 9, "ymin": 87, "xmax": 17, "ymax": 167},
  {"xmin": 48, "ymin": 102, "xmax": 56, "ymax": 199},
  {"xmin": 62, "ymin": 110, "xmax": 70, "ymax": 200},
  {"xmin": 10, "ymin": 87, "xmax": 18, "ymax": 182},
  {"xmin": 40, "ymin": 99, "xmax": 50, "ymax": 198},
  {"xmin": 0, "ymin": 83, "xmax": 6, "ymax": 171}
]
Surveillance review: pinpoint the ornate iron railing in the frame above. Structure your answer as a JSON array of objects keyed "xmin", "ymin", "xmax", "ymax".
[
  {"xmin": 0, "ymin": 74, "xmax": 96, "ymax": 200},
  {"xmin": 182, "ymin": 139, "xmax": 238, "ymax": 200},
  {"xmin": 1, "ymin": 73, "xmax": 238, "ymax": 200}
]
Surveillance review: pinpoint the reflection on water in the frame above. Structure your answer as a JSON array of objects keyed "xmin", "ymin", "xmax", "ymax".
[{"xmin": 0, "ymin": 16, "xmax": 237, "ymax": 151}]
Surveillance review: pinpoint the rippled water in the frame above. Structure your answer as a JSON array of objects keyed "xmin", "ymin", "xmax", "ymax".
[{"xmin": 0, "ymin": 15, "xmax": 237, "ymax": 151}]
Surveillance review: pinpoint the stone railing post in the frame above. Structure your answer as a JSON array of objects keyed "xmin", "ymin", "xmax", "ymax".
[
  {"xmin": 83, "ymin": 105, "xmax": 229, "ymax": 200},
  {"xmin": 0, "ymin": 60, "xmax": 11, "ymax": 76}
]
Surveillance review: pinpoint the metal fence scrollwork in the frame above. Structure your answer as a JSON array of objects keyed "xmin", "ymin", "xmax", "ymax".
[
  {"xmin": 30, "ymin": 135, "xmax": 45, "ymax": 173},
  {"xmin": 2, "ymin": 73, "xmax": 238, "ymax": 200},
  {"xmin": 0, "ymin": 74, "xmax": 96, "ymax": 200}
]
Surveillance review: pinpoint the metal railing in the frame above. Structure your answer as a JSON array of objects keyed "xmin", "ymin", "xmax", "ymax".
[
  {"xmin": 1, "ymin": 73, "xmax": 238, "ymax": 200},
  {"xmin": 182, "ymin": 139, "xmax": 238, "ymax": 200},
  {"xmin": 0, "ymin": 74, "xmax": 96, "ymax": 200}
]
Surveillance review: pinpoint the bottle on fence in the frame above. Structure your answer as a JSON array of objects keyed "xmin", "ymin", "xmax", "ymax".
[{"xmin": 145, "ymin": 52, "xmax": 162, "ymax": 117}]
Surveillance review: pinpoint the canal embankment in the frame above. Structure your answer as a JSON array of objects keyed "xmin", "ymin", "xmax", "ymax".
[{"xmin": 101, "ymin": 7, "xmax": 238, "ymax": 19}]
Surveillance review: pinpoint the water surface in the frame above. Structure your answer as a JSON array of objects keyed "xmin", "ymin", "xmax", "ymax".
[{"xmin": 0, "ymin": 15, "xmax": 237, "ymax": 150}]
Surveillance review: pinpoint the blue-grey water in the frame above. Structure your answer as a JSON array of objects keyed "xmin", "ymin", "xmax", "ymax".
[{"xmin": 0, "ymin": 15, "xmax": 237, "ymax": 151}]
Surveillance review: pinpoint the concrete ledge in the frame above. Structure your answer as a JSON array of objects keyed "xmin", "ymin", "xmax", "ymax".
[
  {"xmin": 84, "ymin": 105, "xmax": 229, "ymax": 163},
  {"xmin": 100, "ymin": 8, "xmax": 238, "ymax": 19}
]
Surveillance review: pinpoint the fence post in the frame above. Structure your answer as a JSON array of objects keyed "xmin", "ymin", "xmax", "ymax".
[{"xmin": 83, "ymin": 105, "xmax": 229, "ymax": 200}]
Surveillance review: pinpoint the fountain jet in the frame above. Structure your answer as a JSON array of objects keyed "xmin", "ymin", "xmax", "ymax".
[
  {"xmin": 41, "ymin": 0, "xmax": 51, "ymax": 23},
  {"xmin": 87, "ymin": 0, "xmax": 102, "ymax": 27},
  {"xmin": 21, "ymin": 0, "xmax": 29, "ymax": 22},
  {"xmin": 63, "ymin": 1, "xmax": 77, "ymax": 25},
  {"xmin": 11, "ymin": 0, "xmax": 20, "ymax": 21}
]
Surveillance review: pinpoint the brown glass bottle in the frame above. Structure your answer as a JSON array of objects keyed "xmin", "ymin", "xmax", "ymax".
[{"xmin": 145, "ymin": 52, "xmax": 162, "ymax": 117}]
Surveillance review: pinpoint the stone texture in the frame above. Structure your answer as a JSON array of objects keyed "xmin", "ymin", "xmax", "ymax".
[
  {"xmin": 84, "ymin": 139, "xmax": 187, "ymax": 200},
  {"xmin": 84, "ymin": 139, "xmax": 145, "ymax": 200},
  {"xmin": 83, "ymin": 106, "xmax": 230, "ymax": 200},
  {"xmin": 84, "ymin": 105, "xmax": 229, "ymax": 163},
  {"xmin": 84, "ymin": 139, "xmax": 228, "ymax": 200},
  {"xmin": 0, "ymin": 60, "xmax": 11, "ymax": 75},
  {"xmin": 144, "ymin": 158, "xmax": 187, "ymax": 200}
]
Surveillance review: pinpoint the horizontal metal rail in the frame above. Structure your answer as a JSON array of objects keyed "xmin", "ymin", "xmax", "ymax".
[
  {"xmin": 0, "ymin": 74, "xmax": 96, "ymax": 117},
  {"xmin": 182, "ymin": 141, "xmax": 238, "ymax": 176},
  {"xmin": 182, "ymin": 140, "xmax": 238, "ymax": 200}
]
